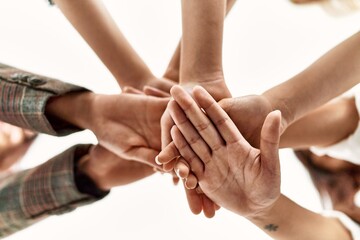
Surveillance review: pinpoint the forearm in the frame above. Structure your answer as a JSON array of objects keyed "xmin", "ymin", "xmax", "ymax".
[
  {"xmin": 263, "ymin": 32, "xmax": 360, "ymax": 129},
  {"xmin": 165, "ymin": 0, "xmax": 236, "ymax": 81},
  {"xmin": 280, "ymin": 97, "xmax": 359, "ymax": 148},
  {"xmin": 249, "ymin": 195, "xmax": 351, "ymax": 240},
  {"xmin": 45, "ymin": 91, "xmax": 96, "ymax": 131},
  {"xmin": 54, "ymin": 0, "xmax": 153, "ymax": 88},
  {"xmin": 180, "ymin": 0, "xmax": 226, "ymax": 82}
]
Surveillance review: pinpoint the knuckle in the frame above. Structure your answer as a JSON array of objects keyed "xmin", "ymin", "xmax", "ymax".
[
  {"xmin": 215, "ymin": 117, "xmax": 229, "ymax": 127},
  {"xmin": 211, "ymin": 143, "xmax": 223, "ymax": 152},
  {"xmin": 195, "ymin": 122, "xmax": 210, "ymax": 132},
  {"xmin": 188, "ymin": 135, "xmax": 201, "ymax": 145},
  {"xmin": 187, "ymin": 154, "xmax": 198, "ymax": 164}
]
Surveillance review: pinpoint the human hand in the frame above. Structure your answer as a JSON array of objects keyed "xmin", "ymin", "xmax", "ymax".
[
  {"xmin": 0, "ymin": 122, "xmax": 37, "ymax": 171},
  {"xmin": 46, "ymin": 92, "xmax": 168, "ymax": 167},
  {"xmin": 86, "ymin": 93, "xmax": 168, "ymax": 166},
  {"xmin": 157, "ymin": 93, "xmax": 278, "ymax": 172},
  {"xmin": 139, "ymin": 76, "xmax": 175, "ymax": 94},
  {"xmin": 46, "ymin": 91, "xmax": 216, "ymax": 217},
  {"xmin": 158, "ymin": 77, "xmax": 232, "ymax": 169},
  {"xmin": 218, "ymin": 95, "xmax": 276, "ymax": 148},
  {"xmin": 180, "ymin": 73, "xmax": 231, "ymax": 102},
  {"xmin": 168, "ymin": 86, "xmax": 282, "ymax": 217},
  {"xmin": 79, "ymin": 145, "xmax": 156, "ymax": 190}
]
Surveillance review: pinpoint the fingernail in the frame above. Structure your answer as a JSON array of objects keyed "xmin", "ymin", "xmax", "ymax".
[
  {"xmin": 155, "ymin": 156, "xmax": 162, "ymax": 165},
  {"xmin": 175, "ymin": 168, "xmax": 181, "ymax": 178}
]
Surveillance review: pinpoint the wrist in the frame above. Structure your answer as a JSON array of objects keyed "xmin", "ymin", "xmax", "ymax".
[
  {"xmin": 73, "ymin": 145, "xmax": 110, "ymax": 197},
  {"xmin": 246, "ymin": 195, "xmax": 284, "ymax": 223},
  {"xmin": 117, "ymin": 70, "xmax": 155, "ymax": 90},
  {"xmin": 180, "ymin": 70, "xmax": 224, "ymax": 85},
  {"xmin": 76, "ymin": 149, "xmax": 111, "ymax": 191},
  {"xmin": 261, "ymin": 92, "xmax": 293, "ymax": 133},
  {"xmin": 45, "ymin": 91, "xmax": 96, "ymax": 130},
  {"xmin": 163, "ymin": 67, "xmax": 179, "ymax": 82}
]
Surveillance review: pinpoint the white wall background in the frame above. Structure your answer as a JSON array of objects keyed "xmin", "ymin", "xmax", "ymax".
[{"xmin": 0, "ymin": 0, "xmax": 359, "ymax": 239}]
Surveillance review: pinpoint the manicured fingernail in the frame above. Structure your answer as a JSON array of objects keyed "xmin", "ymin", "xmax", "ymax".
[{"xmin": 155, "ymin": 156, "xmax": 162, "ymax": 165}]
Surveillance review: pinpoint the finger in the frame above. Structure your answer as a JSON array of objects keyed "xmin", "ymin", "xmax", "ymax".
[
  {"xmin": 122, "ymin": 86, "xmax": 144, "ymax": 95},
  {"xmin": 171, "ymin": 125, "xmax": 205, "ymax": 177},
  {"xmin": 202, "ymin": 195, "xmax": 216, "ymax": 218},
  {"xmin": 172, "ymin": 176, "xmax": 180, "ymax": 185},
  {"xmin": 163, "ymin": 158, "xmax": 177, "ymax": 172},
  {"xmin": 192, "ymin": 86, "xmax": 248, "ymax": 146},
  {"xmin": 168, "ymin": 100, "xmax": 212, "ymax": 165},
  {"xmin": 152, "ymin": 78, "xmax": 174, "ymax": 93},
  {"xmin": 260, "ymin": 110, "xmax": 282, "ymax": 174},
  {"xmin": 170, "ymin": 86, "xmax": 224, "ymax": 151},
  {"xmin": 143, "ymin": 86, "xmax": 171, "ymax": 98},
  {"xmin": 174, "ymin": 159, "xmax": 191, "ymax": 179},
  {"xmin": 156, "ymin": 142, "xmax": 179, "ymax": 165},
  {"xmin": 214, "ymin": 203, "xmax": 221, "ymax": 211},
  {"xmin": 184, "ymin": 182, "xmax": 203, "ymax": 215},
  {"xmin": 161, "ymin": 107, "xmax": 175, "ymax": 150},
  {"xmin": 126, "ymin": 147, "xmax": 161, "ymax": 170},
  {"xmin": 184, "ymin": 173, "xmax": 198, "ymax": 189}
]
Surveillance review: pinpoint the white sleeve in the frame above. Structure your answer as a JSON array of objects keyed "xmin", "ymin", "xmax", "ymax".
[{"xmin": 323, "ymin": 210, "xmax": 360, "ymax": 240}]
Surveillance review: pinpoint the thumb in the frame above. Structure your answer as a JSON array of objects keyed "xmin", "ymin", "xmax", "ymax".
[{"xmin": 260, "ymin": 110, "xmax": 282, "ymax": 174}]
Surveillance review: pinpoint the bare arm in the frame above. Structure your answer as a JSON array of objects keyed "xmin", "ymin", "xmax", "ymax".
[
  {"xmin": 280, "ymin": 97, "xmax": 359, "ymax": 149},
  {"xmin": 211, "ymin": 31, "xmax": 360, "ymax": 149},
  {"xmin": 249, "ymin": 195, "xmax": 351, "ymax": 240},
  {"xmin": 263, "ymin": 32, "xmax": 360, "ymax": 130},
  {"xmin": 179, "ymin": 0, "xmax": 231, "ymax": 100},
  {"xmin": 164, "ymin": 0, "xmax": 237, "ymax": 82},
  {"xmin": 53, "ymin": 0, "xmax": 173, "ymax": 91}
]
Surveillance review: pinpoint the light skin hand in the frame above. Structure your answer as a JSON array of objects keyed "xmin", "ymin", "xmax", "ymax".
[{"xmin": 168, "ymin": 85, "xmax": 282, "ymax": 217}]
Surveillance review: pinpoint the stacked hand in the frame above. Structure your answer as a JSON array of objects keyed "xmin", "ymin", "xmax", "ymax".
[
  {"xmin": 46, "ymin": 89, "xmax": 221, "ymax": 217},
  {"xmin": 158, "ymin": 85, "xmax": 282, "ymax": 218}
]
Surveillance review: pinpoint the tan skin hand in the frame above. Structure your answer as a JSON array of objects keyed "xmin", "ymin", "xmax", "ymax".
[
  {"xmin": 157, "ymin": 94, "xmax": 276, "ymax": 167},
  {"xmin": 168, "ymin": 86, "xmax": 282, "ymax": 217},
  {"xmin": 46, "ymin": 91, "xmax": 217, "ymax": 218},
  {"xmin": 79, "ymin": 145, "xmax": 155, "ymax": 191},
  {"xmin": 219, "ymin": 95, "xmax": 274, "ymax": 148},
  {"xmin": 46, "ymin": 92, "xmax": 168, "ymax": 167}
]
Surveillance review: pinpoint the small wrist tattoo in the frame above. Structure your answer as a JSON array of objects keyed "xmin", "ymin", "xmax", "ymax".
[{"xmin": 264, "ymin": 224, "xmax": 278, "ymax": 232}]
